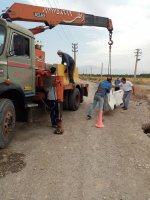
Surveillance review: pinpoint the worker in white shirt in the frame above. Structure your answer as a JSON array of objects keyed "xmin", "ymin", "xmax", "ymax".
[{"xmin": 119, "ymin": 77, "xmax": 135, "ymax": 110}]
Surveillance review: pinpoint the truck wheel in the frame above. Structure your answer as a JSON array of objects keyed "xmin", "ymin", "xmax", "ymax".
[
  {"xmin": 63, "ymin": 91, "xmax": 69, "ymax": 110},
  {"xmin": 0, "ymin": 99, "xmax": 16, "ymax": 148},
  {"xmin": 69, "ymin": 88, "xmax": 80, "ymax": 111}
]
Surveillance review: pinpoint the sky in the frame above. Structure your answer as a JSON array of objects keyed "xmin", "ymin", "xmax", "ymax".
[{"xmin": 1, "ymin": 0, "xmax": 150, "ymax": 74}]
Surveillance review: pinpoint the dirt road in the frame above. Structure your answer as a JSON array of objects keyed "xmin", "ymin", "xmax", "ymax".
[{"xmin": 0, "ymin": 82, "xmax": 150, "ymax": 200}]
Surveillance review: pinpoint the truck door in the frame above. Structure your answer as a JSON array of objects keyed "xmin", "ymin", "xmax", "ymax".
[
  {"xmin": 0, "ymin": 24, "xmax": 7, "ymax": 83},
  {"xmin": 7, "ymin": 32, "xmax": 35, "ymax": 97}
]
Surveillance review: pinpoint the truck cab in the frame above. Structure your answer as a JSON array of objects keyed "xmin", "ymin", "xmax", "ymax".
[
  {"xmin": 0, "ymin": 18, "xmax": 35, "ymax": 97},
  {"xmin": 0, "ymin": 19, "xmax": 37, "ymax": 148}
]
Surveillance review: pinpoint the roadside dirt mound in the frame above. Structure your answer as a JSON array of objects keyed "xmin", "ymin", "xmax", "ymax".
[{"xmin": 142, "ymin": 123, "xmax": 150, "ymax": 134}]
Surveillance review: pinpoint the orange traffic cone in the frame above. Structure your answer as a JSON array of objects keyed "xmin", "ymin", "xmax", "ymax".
[{"xmin": 96, "ymin": 110, "xmax": 104, "ymax": 128}]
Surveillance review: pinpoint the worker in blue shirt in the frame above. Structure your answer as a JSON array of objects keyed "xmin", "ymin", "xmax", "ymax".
[
  {"xmin": 57, "ymin": 50, "xmax": 75, "ymax": 84},
  {"xmin": 87, "ymin": 77, "xmax": 112, "ymax": 119},
  {"xmin": 114, "ymin": 77, "xmax": 121, "ymax": 91}
]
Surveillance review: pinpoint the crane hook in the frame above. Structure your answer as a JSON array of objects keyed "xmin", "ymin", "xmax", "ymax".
[
  {"xmin": 108, "ymin": 31, "xmax": 113, "ymax": 46},
  {"xmin": 108, "ymin": 31, "xmax": 113, "ymax": 76}
]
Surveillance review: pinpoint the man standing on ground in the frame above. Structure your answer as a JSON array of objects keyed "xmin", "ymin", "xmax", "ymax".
[
  {"xmin": 57, "ymin": 50, "xmax": 75, "ymax": 84},
  {"xmin": 87, "ymin": 77, "xmax": 112, "ymax": 120},
  {"xmin": 47, "ymin": 67, "xmax": 58, "ymax": 128},
  {"xmin": 119, "ymin": 77, "xmax": 135, "ymax": 110}
]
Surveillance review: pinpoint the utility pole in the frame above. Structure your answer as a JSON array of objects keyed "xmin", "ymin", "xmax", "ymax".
[
  {"xmin": 101, "ymin": 62, "xmax": 103, "ymax": 78},
  {"xmin": 72, "ymin": 43, "xmax": 78, "ymax": 66},
  {"xmin": 91, "ymin": 67, "xmax": 93, "ymax": 76},
  {"xmin": 134, "ymin": 49, "xmax": 142, "ymax": 78}
]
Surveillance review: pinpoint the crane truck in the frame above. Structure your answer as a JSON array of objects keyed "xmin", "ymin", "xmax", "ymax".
[{"xmin": 0, "ymin": 3, "xmax": 113, "ymax": 148}]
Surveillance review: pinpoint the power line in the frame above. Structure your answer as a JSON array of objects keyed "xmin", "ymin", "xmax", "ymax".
[
  {"xmin": 36, "ymin": 0, "xmax": 66, "ymax": 47},
  {"xmin": 44, "ymin": 0, "xmax": 71, "ymax": 48},
  {"xmin": 55, "ymin": 0, "xmax": 61, "ymax": 8},
  {"xmin": 52, "ymin": 0, "xmax": 72, "ymax": 43},
  {"xmin": 51, "ymin": 0, "xmax": 73, "ymax": 45}
]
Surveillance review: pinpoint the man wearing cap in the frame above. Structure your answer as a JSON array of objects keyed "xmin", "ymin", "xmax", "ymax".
[
  {"xmin": 87, "ymin": 77, "xmax": 112, "ymax": 120},
  {"xmin": 57, "ymin": 50, "xmax": 75, "ymax": 84}
]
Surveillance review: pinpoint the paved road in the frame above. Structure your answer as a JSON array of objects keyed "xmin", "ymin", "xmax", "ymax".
[{"xmin": 0, "ymin": 82, "xmax": 150, "ymax": 200}]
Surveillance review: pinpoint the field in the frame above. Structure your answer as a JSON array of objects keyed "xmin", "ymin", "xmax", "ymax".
[{"xmin": 79, "ymin": 75, "xmax": 150, "ymax": 85}]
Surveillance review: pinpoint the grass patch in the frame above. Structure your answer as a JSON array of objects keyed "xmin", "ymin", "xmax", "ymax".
[{"xmin": 134, "ymin": 85, "xmax": 149, "ymax": 100}]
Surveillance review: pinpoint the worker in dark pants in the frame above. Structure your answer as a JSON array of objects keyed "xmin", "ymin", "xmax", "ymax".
[
  {"xmin": 47, "ymin": 67, "xmax": 58, "ymax": 128},
  {"xmin": 57, "ymin": 50, "xmax": 75, "ymax": 84}
]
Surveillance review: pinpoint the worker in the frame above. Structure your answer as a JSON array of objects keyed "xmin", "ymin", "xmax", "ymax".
[
  {"xmin": 114, "ymin": 77, "xmax": 121, "ymax": 91},
  {"xmin": 119, "ymin": 77, "xmax": 135, "ymax": 110},
  {"xmin": 47, "ymin": 67, "xmax": 58, "ymax": 128},
  {"xmin": 87, "ymin": 77, "xmax": 112, "ymax": 120},
  {"xmin": 57, "ymin": 50, "xmax": 75, "ymax": 84}
]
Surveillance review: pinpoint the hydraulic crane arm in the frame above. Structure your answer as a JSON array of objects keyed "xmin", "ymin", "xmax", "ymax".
[{"xmin": 2, "ymin": 3, "xmax": 113, "ymax": 35}]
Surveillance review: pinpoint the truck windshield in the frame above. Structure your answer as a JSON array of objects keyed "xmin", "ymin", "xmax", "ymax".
[{"xmin": 0, "ymin": 25, "xmax": 6, "ymax": 55}]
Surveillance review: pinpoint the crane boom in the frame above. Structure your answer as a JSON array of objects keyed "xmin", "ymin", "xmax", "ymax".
[{"xmin": 3, "ymin": 3, "xmax": 113, "ymax": 34}]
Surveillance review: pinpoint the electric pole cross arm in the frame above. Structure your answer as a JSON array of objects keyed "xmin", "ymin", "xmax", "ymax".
[{"xmin": 3, "ymin": 3, "xmax": 113, "ymax": 34}]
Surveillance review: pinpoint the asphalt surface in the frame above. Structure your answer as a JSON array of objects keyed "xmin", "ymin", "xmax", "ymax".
[{"xmin": 0, "ymin": 82, "xmax": 150, "ymax": 200}]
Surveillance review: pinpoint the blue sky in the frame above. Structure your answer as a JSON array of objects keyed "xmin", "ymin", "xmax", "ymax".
[{"xmin": 1, "ymin": 0, "xmax": 150, "ymax": 74}]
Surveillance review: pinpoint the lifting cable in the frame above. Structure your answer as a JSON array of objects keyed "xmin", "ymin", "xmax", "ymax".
[{"xmin": 108, "ymin": 31, "xmax": 113, "ymax": 76}]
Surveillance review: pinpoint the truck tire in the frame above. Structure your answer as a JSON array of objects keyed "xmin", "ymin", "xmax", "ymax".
[
  {"xmin": 0, "ymin": 99, "xmax": 16, "ymax": 148},
  {"xmin": 69, "ymin": 88, "xmax": 80, "ymax": 111},
  {"xmin": 63, "ymin": 91, "xmax": 69, "ymax": 110}
]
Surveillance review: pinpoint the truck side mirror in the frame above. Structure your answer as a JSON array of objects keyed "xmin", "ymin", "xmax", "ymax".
[
  {"xmin": 6, "ymin": 50, "xmax": 15, "ymax": 57},
  {"xmin": 6, "ymin": 48, "xmax": 23, "ymax": 57}
]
